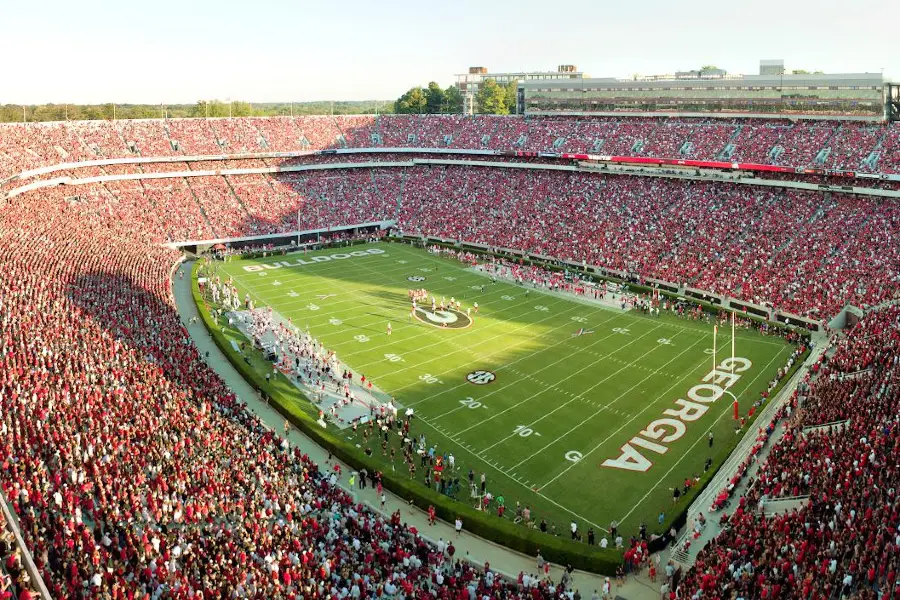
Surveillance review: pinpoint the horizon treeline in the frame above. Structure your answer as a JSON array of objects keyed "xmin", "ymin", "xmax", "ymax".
[{"xmin": 0, "ymin": 100, "xmax": 395, "ymax": 123}]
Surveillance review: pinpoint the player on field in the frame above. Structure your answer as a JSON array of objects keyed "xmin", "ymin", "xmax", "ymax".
[{"xmin": 387, "ymin": 322, "xmax": 392, "ymax": 336}]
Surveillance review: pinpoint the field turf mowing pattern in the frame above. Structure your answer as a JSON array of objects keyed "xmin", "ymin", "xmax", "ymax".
[{"xmin": 210, "ymin": 242, "xmax": 793, "ymax": 536}]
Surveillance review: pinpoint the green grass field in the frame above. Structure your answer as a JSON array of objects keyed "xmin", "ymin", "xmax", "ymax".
[{"xmin": 207, "ymin": 241, "xmax": 794, "ymax": 538}]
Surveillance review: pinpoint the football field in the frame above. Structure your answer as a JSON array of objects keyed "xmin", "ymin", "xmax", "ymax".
[{"xmin": 209, "ymin": 241, "xmax": 794, "ymax": 537}]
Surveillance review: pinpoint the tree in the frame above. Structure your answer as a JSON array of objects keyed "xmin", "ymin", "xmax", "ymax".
[
  {"xmin": 425, "ymin": 82, "xmax": 445, "ymax": 114},
  {"xmin": 0, "ymin": 99, "xmax": 393, "ymax": 123},
  {"xmin": 504, "ymin": 80, "xmax": 519, "ymax": 115},
  {"xmin": 231, "ymin": 101, "xmax": 254, "ymax": 117},
  {"xmin": 395, "ymin": 87, "xmax": 427, "ymax": 114},
  {"xmin": 791, "ymin": 69, "xmax": 810, "ymax": 75},
  {"xmin": 192, "ymin": 100, "xmax": 230, "ymax": 118},
  {"xmin": 444, "ymin": 85, "xmax": 464, "ymax": 114},
  {"xmin": 700, "ymin": 65, "xmax": 719, "ymax": 71},
  {"xmin": 475, "ymin": 79, "xmax": 509, "ymax": 115}
]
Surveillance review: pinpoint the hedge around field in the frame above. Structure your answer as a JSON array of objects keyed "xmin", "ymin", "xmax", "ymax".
[{"xmin": 190, "ymin": 261, "xmax": 626, "ymax": 574}]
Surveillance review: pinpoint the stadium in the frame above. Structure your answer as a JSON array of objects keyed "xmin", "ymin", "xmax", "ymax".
[{"xmin": 3, "ymin": 11, "xmax": 900, "ymax": 599}]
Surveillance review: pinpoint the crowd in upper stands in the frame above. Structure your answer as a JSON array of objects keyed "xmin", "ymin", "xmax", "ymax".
[
  {"xmin": 3, "ymin": 116, "xmax": 900, "ymax": 185},
  {"xmin": 4, "ymin": 115, "xmax": 900, "ymax": 598}
]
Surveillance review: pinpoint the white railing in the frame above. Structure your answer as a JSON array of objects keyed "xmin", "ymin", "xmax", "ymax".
[
  {"xmin": 802, "ymin": 419, "xmax": 851, "ymax": 436},
  {"xmin": 0, "ymin": 492, "xmax": 52, "ymax": 599},
  {"xmin": 758, "ymin": 495, "xmax": 810, "ymax": 516}
]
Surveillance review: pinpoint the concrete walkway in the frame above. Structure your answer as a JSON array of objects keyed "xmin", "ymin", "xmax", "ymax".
[{"xmin": 172, "ymin": 260, "xmax": 661, "ymax": 600}]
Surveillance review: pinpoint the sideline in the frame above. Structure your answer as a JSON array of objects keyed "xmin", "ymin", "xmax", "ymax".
[{"xmin": 172, "ymin": 258, "xmax": 660, "ymax": 600}]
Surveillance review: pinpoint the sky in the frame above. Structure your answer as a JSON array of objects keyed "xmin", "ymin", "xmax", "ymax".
[{"xmin": 1, "ymin": 0, "xmax": 895, "ymax": 105}]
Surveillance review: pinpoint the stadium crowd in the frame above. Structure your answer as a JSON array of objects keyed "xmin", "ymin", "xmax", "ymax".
[
  {"xmin": 3, "ymin": 116, "xmax": 900, "ymax": 185},
  {"xmin": 0, "ymin": 508, "xmax": 38, "ymax": 600},
  {"xmin": 4, "ymin": 115, "xmax": 900, "ymax": 323},
  {"xmin": 9, "ymin": 158, "xmax": 900, "ymax": 319},
  {"xmin": 5, "ymin": 115, "xmax": 900, "ymax": 598},
  {"xmin": 0, "ymin": 170, "xmax": 597, "ymax": 600},
  {"xmin": 96, "ymin": 162, "xmax": 900, "ymax": 321}
]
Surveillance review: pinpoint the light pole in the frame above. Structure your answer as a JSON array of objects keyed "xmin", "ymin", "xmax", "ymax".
[
  {"xmin": 780, "ymin": 68, "xmax": 784, "ymax": 111},
  {"xmin": 297, "ymin": 208, "xmax": 301, "ymax": 246}
]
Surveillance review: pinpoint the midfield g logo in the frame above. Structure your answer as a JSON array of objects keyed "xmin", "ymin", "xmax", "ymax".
[{"xmin": 413, "ymin": 307, "xmax": 472, "ymax": 329}]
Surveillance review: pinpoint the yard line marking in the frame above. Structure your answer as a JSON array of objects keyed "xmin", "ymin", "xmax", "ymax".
[
  {"xmin": 415, "ymin": 312, "xmax": 635, "ymax": 417},
  {"xmin": 234, "ymin": 264, "xmax": 530, "ymax": 340},
  {"xmin": 274, "ymin": 245, "xmax": 622, "ymax": 369},
  {"xmin": 471, "ymin": 266, "xmax": 788, "ymax": 347},
  {"xmin": 221, "ymin": 246, "xmax": 615, "ymax": 380},
  {"xmin": 472, "ymin": 325, "xmax": 685, "ymax": 455},
  {"xmin": 411, "ymin": 414, "xmax": 613, "ymax": 532},
  {"xmin": 537, "ymin": 344, "xmax": 788, "ymax": 495},
  {"xmin": 614, "ymin": 349, "xmax": 787, "ymax": 526},
  {"xmin": 422, "ymin": 332, "xmax": 621, "ymax": 419},
  {"xmin": 393, "ymin": 308, "xmax": 626, "ymax": 401},
  {"xmin": 351, "ymin": 293, "xmax": 598, "ymax": 374},
  {"xmin": 505, "ymin": 335, "xmax": 708, "ymax": 472},
  {"xmin": 448, "ymin": 324, "xmax": 666, "ymax": 437},
  {"xmin": 235, "ymin": 254, "xmax": 417, "ymax": 289},
  {"xmin": 347, "ymin": 292, "xmax": 579, "ymax": 367},
  {"xmin": 269, "ymin": 267, "xmax": 522, "ymax": 312}
]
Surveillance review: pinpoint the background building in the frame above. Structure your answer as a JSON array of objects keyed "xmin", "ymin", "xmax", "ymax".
[
  {"xmin": 456, "ymin": 65, "xmax": 584, "ymax": 115},
  {"xmin": 518, "ymin": 60, "xmax": 888, "ymax": 120}
]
